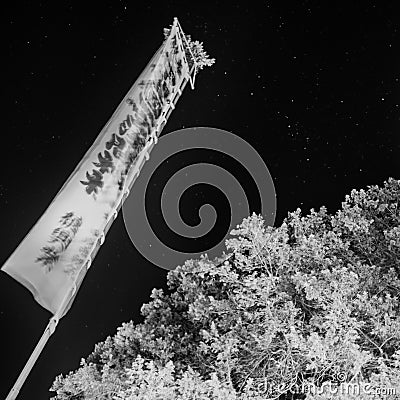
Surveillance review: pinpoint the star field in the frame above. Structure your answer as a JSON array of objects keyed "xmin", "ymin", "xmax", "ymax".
[{"xmin": 1, "ymin": 1, "xmax": 399, "ymax": 399}]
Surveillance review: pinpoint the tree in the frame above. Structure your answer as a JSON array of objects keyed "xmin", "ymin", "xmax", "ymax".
[
  {"xmin": 50, "ymin": 178, "xmax": 400, "ymax": 399},
  {"xmin": 163, "ymin": 26, "xmax": 215, "ymax": 70}
]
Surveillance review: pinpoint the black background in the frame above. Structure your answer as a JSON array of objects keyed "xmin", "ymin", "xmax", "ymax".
[{"xmin": 1, "ymin": 2, "xmax": 399, "ymax": 398}]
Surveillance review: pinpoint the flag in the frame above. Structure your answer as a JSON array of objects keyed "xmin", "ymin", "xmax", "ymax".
[{"xmin": 1, "ymin": 19, "xmax": 192, "ymax": 316}]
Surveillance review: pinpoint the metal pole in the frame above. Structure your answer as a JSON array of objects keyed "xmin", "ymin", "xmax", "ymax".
[
  {"xmin": 5, "ymin": 317, "xmax": 58, "ymax": 400},
  {"xmin": 5, "ymin": 283, "xmax": 76, "ymax": 400}
]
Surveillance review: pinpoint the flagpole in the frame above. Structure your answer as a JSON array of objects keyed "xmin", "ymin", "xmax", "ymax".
[
  {"xmin": 5, "ymin": 282, "xmax": 76, "ymax": 400},
  {"xmin": 5, "ymin": 319, "xmax": 56, "ymax": 400},
  {"xmin": 5, "ymin": 18, "xmax": 199, "ymax": 400}
]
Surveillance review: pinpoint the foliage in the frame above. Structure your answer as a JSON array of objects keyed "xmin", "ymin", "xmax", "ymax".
[
  {"xmin": 51, "ymin": 178, "xmax": 400, "ymax": 399},
  {"xmin": 163, "ymin": 25, "xmax": 215, "ymax": 70}
]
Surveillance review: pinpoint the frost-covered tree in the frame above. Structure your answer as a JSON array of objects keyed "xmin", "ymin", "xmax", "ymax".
[
  {"xmin": 51, "ymin": 178, "xmax": 400, "ymax": 400},
  {"xmin": 163, "ymin": 25, "xmax": 215, "ymax": 70}
]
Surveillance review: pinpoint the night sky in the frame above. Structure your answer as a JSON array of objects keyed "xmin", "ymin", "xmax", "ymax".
[{"xmin": 1, "ymin": 2, "xmax": 399, "ymax": 399}]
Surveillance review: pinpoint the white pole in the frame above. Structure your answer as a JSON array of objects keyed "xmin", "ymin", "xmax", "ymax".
[
  {"xmin": 5, "ymin": 282, "xmax": 76, "ymax": 400},
  {"xmin": 5, "ymin": 316, "xmax": 59, "ymax": 400}
]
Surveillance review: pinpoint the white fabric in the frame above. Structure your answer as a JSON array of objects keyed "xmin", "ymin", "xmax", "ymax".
[{"xmin": 2, "ymin": 20, "xmax": 190, "ymax": 315}]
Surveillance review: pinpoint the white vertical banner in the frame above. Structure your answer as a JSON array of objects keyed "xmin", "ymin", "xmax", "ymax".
[{"xmin": 2, "ymin": 19, "xmax": 192, "ymax": 316}]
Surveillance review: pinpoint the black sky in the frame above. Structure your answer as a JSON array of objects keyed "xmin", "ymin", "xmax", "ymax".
[{"xmin": 1, "ymin": 1, "xmax": 399, "ymax": 399}]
